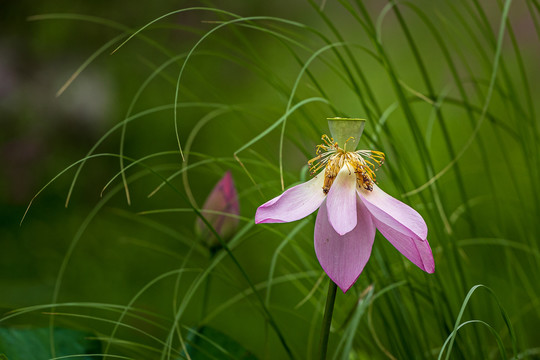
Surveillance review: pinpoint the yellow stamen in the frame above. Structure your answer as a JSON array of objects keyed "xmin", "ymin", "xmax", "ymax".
[{"xmin": 308, "ymin": 136, "xmax": 385, "ymax": 194}]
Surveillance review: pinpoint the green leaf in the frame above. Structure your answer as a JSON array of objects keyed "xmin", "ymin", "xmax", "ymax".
[{"xmin": 0, "ymin": 327, "xmax": 101, "ymax": 360}]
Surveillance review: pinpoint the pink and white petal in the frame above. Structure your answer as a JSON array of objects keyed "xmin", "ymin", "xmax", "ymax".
[
  {"xmin": 374, "ymin": 218, "xmax": 435, "ymax": 273},
  {"xmin": 359, "ymin": 184, "xmax": 427, "ymax": 242},
  {"xmin": 255, "ymin": 174, "xmax": 326, "ymax": 224},
  {"xmin": 315, "ymin": 198, "xmax": 376, "ymax": 293},
  {"xmin": 326, "ymin": 166, "xmax": 358, "ymax": 235}
]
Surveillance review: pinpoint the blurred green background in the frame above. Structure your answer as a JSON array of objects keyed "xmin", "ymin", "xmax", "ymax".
[{"xmin": 1, "ymin": 0, "xmax": 540, "ymax": 359}]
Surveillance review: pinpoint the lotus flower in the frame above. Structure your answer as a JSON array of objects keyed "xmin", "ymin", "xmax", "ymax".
[
  {"xmin": 196, "ymin": 171, "xmax": 240, "ymax": 251},
  {"xmin": 255, "ymin": 119, "xmax": 434, "ymax": 293}
]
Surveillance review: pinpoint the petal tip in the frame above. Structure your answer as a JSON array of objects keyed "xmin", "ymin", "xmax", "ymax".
[
  {"xmin": 254, "ymin": 208, "xmax": 263, "ymax": 224},
  {"xmin": 339, "ymin": 283, "xmax": 354, "ymax": 293},
  {"xmin": 335, "ymin": 225, "xmax": 355, "ymax": 236},
  {"xmin": 325, "ymin": 276, "xmax": 354, "ymax": 294},
  {"xmin": 254, "ymin": 215, "xmax": 270, "ymax": 224},
  {"xmin": 424, "ymin": 261, "xmax": 435, "ymax": 274}
]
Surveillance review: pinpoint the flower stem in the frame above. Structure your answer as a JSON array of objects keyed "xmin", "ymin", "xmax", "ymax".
[{"xmin": 319, "ymin": 279, "xmax": 338, "ymax": 360}]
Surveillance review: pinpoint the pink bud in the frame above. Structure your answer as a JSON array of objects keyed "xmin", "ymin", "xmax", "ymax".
[{"xmin": 195, "ymin": 171, "xmax": 240, "ymax": 250}]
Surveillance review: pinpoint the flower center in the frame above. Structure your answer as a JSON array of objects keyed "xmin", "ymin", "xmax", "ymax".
[{"xmin": 308, "ymin": 134, "xmax": 385, "ymax": 194}]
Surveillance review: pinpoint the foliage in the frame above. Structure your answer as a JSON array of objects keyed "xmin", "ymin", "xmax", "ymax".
[{"xmin": 2, "ymin": 0, "xmax": 539, "ymax": 359}]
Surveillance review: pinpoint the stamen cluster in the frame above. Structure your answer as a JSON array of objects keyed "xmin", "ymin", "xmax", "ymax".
[{"xmin": 308, "ymin": 135, "xmax": 385, "ymax": 194}]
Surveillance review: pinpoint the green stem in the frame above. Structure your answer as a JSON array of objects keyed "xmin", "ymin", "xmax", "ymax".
[
  {"xmin": 319, "ymin": 279, "xmax": 338, "ymax": 360},
  {"xmin": 201, "ymin": 272, "xmax": 212, "ymax": 322}
]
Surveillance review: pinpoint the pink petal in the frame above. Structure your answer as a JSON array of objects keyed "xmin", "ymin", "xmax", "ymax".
[
  {"xmin": 255, "ymin": 174, "xmax": 325, "ymax": 224},
  {"xmin": 196, "ymin": 171, "xmax": 240, "ymax": 245},
  {"xmin": 358, "ymin": 184, "xmax": 427, "ymax": 242},
  {"xmin": 314, "ymin": 197, "xmax": 376, "ymax": 293},
  {"xmin": 374, "ymin": 218, "xmax": 435, "ymax": 273},
  {"xmin": 326, "ymin": 166, "xmax": 358, "ymax": 235}
]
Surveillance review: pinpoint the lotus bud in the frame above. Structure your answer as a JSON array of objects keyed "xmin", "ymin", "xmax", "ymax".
[{"xmin": 195, "ymin": 171, "xmax": 240, "ymax": 252}]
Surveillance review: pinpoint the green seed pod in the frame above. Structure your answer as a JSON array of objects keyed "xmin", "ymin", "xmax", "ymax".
[{"xmin": 327, "ymin": 117, "xmax": 366, "ymax": 151}]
